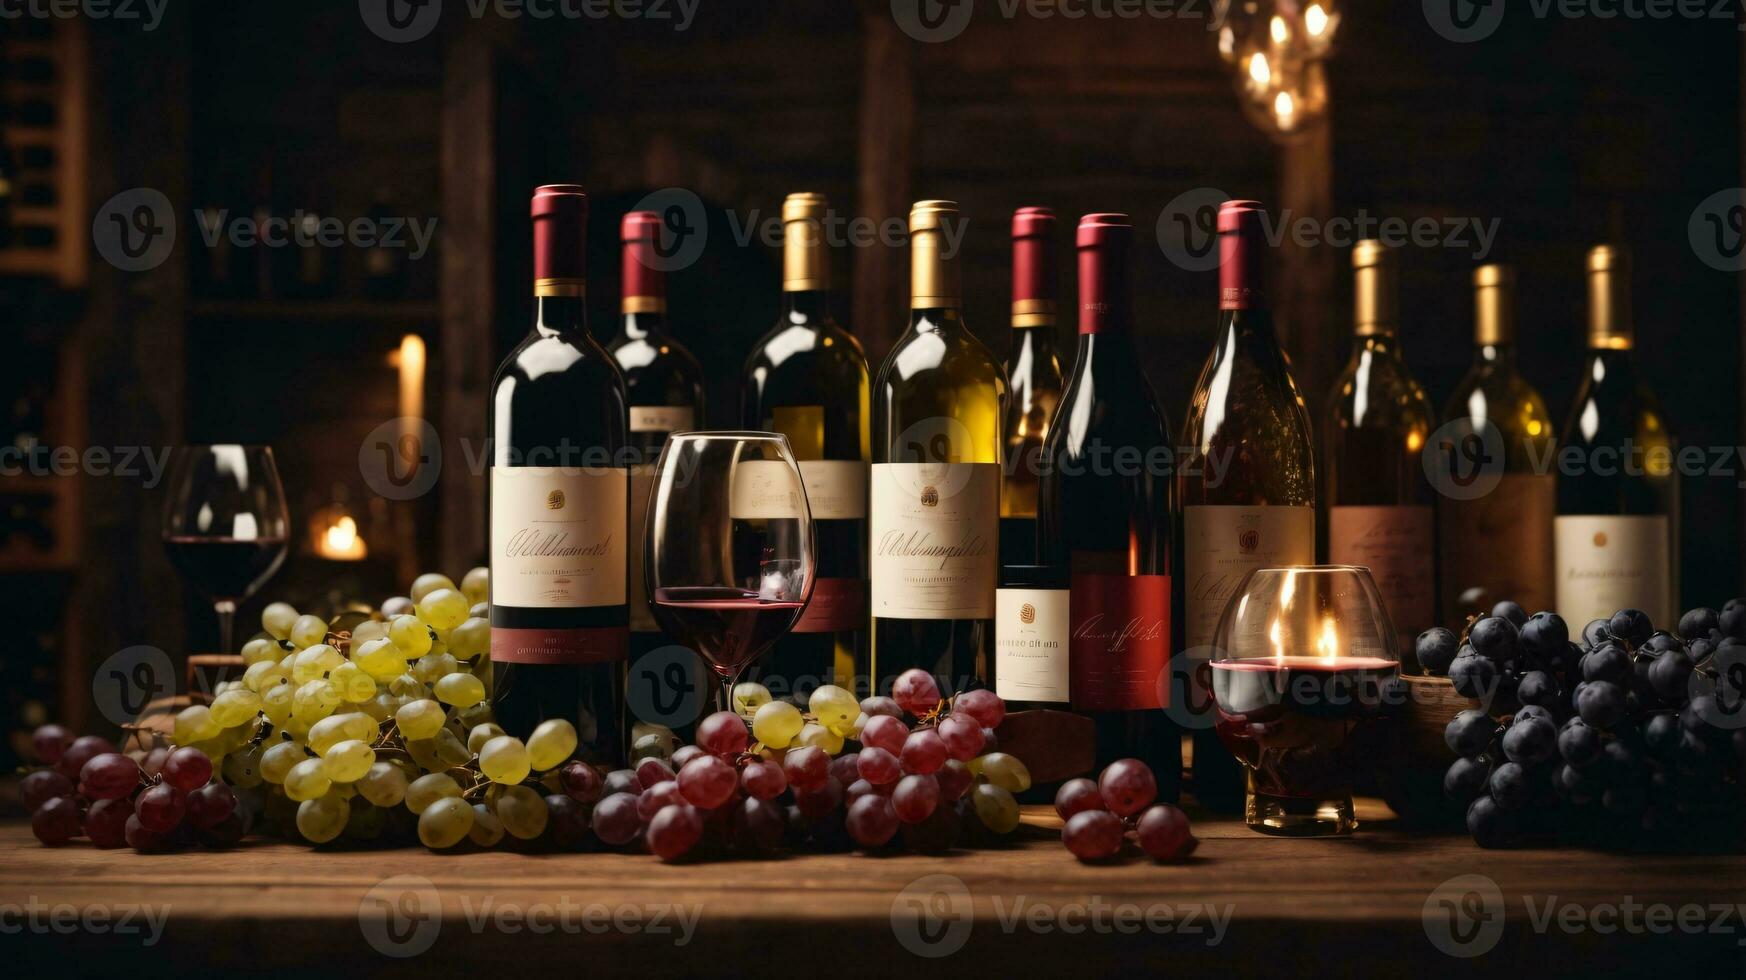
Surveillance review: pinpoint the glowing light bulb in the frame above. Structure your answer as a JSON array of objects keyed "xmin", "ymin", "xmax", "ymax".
[
  {"xmin": 1306, "ymin": 3, "xmax": 1329, "ymax": 37},
  {"xmin": 1248, "ymin": 51, "xmax": 1271, "ymax": 86}
]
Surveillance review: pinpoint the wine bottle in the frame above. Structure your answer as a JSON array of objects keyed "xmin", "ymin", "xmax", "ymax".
[
  {"xmin": 1038, "ymin": 213, "xmax": 1180, "ymax": 793},
  {"xmin": 871, "ymin": 200, "xmax": 1005, "ymax": 695},
  {"xmin": 1322, "ymin": 241, "xmax": 1436, "ymax": 658},
  {"xmin": 488, "ymin": 185, "xmax": 629, "ymax": 763},
  {"xmin": 1179, "ymin": 200, "xmax": 1315, "ymax": 811},
  {"xmin": 1437, "ymin": 264, "xmax": 1556, "ymax": 620},
  {"xmin": 1553, "ymin": 245, "xmax": 1678, "ymax": 626},
  {"xmin": 742, "ymin": 192, "xmax": 872, "ymax": 698},
  {"xmin": 1000, "ymin": 207, "xmax": 1064, "ymax": 566}
]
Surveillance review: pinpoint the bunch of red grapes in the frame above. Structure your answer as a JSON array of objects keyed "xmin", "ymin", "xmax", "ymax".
[
  {"xmin": 1054, "ymin": 759, "xmax": 1198, "ymax": 862},
  {"xmin": 22, "ymin": 725, "xmax": 244, "ymax": 851}
]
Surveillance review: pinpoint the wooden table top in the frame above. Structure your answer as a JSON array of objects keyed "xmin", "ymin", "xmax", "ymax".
[{"xmin": 5, "ymin": 803, "xmax": 1743, "ymax": 976}]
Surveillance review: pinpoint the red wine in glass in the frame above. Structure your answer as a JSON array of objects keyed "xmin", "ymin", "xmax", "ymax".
[
  {"xmin": 160, "ymin": 445, "xmax": 291, "ymax": 654},
  {"xmin": 162, "ymin": 536, "xmax": 289, "ymax": 602},
  {"xmin": 651, "ymin": 587, "xmax": 806, "ymax": 679}
]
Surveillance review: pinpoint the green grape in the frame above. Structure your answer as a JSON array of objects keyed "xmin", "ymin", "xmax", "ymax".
[
  {"xmin": 448, "ymin": 617, "xmax": 491, "ymax": 659},
  {"xmin": 289, "ymin": 614, "xmax": 330, "ymax": 650},
  {"xmin": 352, "ymin": 637, "xmax": 405, "ymax": 681},
  {"xmin": 460, "ymin": 566, "xmax": 490, "ymax": 606},
  {"xmin": 285, "ymin": 757, "xmax": 333, "ymax": 802},
  {"xmin": 223, "ymin": 743, "xmax": 265, "ymax": 788},
  {"xmin": 183, "ymin": 736, "xmax": 230, "ymax": 767},
  {"xmin": 479, "ymin": 736, "xmax": 530, "ymax": 784},
  {"xmin": 397, "ymin": 698, "xmax": 446, "ymax": 740},
  {"xmin": 330, "ymin": 662, "xmax": 378, "ymax": 703},
  {"xmin": 260, "ymin": 681, "xmax": 295, "ymax": 724},
  {"xmin": 417, "ymin": 588, "xmax": 470, "ymax": 632},
  {"xmin": 527, "ymin": 718, "xmax": 577, "ymax": 771},
  {"xmin": 256, "ymin": 737, "xmax": 302, "ymax": 782},
  {"xmin": 495, "ymin": 785, "xmax": 549, "ymax": 840},
  {"xmin": 330, "ymin": 780, "xmax": 358, "ymax": 800},
  {"xmin": 630, "ymin": 732, "xmax": 671, "ymax": 763},
  {"xmin": 323, "ymin": 739, "xmax": 376, "ymax": 783},
  {"xmin": 411, "ymin": 652, "xmax": 457, "ymax": 684},
  {"xmin": 434, "ymin": 671, "xmax": 485, "ymax": 708},
  {"xmin": 808, "ymin": 685, "xmax": 858, "ymax": 732},
  {"xmin": 296, "ymin": 792, "xmax": 349, "ymax": 844},
  {"xmin": 468, "ymin": 801, "xmax": 504, "ymax": 846},
  {"xmin": 292, "ymin": 680, "xmax": 340, "ymax": 724},
  {"xmin": 405, "ymin": 772, "xmax": 462, "ymax": 814},
  {"xmin": 209, "ymin": 689, "xmax": 263, "ymax": 728},
  {"xmin": 794, "ymin": 722, "xmax": 844, "ymax": 755},
  {"xmin": 344, "ymin": 798, "xmax": 387, "ymax": 841},
  {"xmin": 357, "ymin": 760, "xmax": 409, "ymax": 807},
  {"xmin": 242, "ymin": 660, "xmax": 287, "ymax": 693},
  {"xmin": 734, "ymin": 682, "xmax": 773, "ymax": 716},
  {"xmin": 351, "ymin": 619, "xmax": 389, "ymax": 645},
  {"xmin": 389, "ymin": 614, "xmax": 434, "ymax": 658},
  {"xmin": 417, "ymin": 796, "xmax": 473, "ymax": 849},
  {"xmin": 469, "ymin": 602, "xmax": 490, "ymax": 619},
  {"xmin": 388, "ymin": 673, "xmax": 424, "ymax": 698},
  {"xmin": 467, "ymin": 723, "xmax": 506, "ymax": 756},
  {"xmin": 289, "ymin": 644, "xmax": 342, "ymax": 684},
  {"xmin": 308, "ymin": 711, "xmax": 356, "ymax": 754},
  {"xmin": 971, "ymin": 752, "xmax": 1032, "ymax": 793},
  {"xmin": 433, "ymin": 727, "xmax": 471, "ymax": 767},
  {"xmin": 752, "ymin": 700, "xmax": 805, "ymax": 749},
  {"xmin": 241, "ymin": 637, "xmax": 281, "ymax": 666},
  {"xmin": 970, "ymin": 783, "xmax": 1020, "ymax": 834},
  {"xmin": 262, "ymin": 602, "xmax": 299, "ymax": 640},
  {"xmin": 410, "ymin": 572, "xmax": 456, "ymax": 604},
  {"xmin": 174, "ymin": 704, "xmax": 223, "ymax": 744},
  {"xmin": 404, "ymin": 738, "xmax": 443, "ymax": 773},
  {"xmin": 631, "ymin": 722, "xmax": 678, "ymax": 755},
  {"xmin": 454, "ymin": 701, "xmax": 494, "ymax": 731},
  {"xmin": 360, "ymin": 692, "xmax": 399, "ymax": 723}
]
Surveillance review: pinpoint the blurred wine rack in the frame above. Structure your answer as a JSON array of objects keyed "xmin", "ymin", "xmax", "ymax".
[{"xmin": 0, "ymin": 18, "xmax": 88, "ymax": 286}]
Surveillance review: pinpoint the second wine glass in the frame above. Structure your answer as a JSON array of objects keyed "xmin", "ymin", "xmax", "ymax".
[{"xmin": 645, "ymin": 432, "xmax": 815, "ymax": 714}]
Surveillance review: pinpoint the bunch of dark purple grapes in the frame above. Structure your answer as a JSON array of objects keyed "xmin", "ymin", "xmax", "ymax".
[
  {"xmin": 21, "ymin": 725, "xmax": 245, "ymax": 851},
  {"xmin": 1420, "ymin": 600, "xmax": 1746, "ymax": 848}
]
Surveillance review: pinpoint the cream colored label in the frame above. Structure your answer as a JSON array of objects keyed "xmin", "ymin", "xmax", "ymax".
[
  {"xmin": 799, "ymin": 460, "xmax": 867, "ymax": 520},
  {"xmin": 996, "ymin": 586, "xmax": 1069, "ymax": 702},
  {"xmin": 1554, "ymin": 515, "xmax": 1671, "ymax": 628},
  {"xmin": 629, "ymin": 405, "xmax": 694, "ymax": 434},
  {"xmin": 628, "ymin": 464, "xmax": 657, "ymax": 631},
  {"xmin": 1183, "ymin": 505, "xmax": 1315, "ymax": 652},
  {"xmin": 491, "ymin": 467, "xmax": 627, "ymax": 608},
  {"xmin": 1329, "ymin": 504, "xmax": 1435, "ymax": 645},
  {"xmin": 730, "ymin": 459, "xmax": 808, "ymax": 520},
  {"xmin": 870, "ymin": 463, "xmax": 998, "ymax": 619}
]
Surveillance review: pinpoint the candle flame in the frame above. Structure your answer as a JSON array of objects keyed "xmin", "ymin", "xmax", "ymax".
[
  {"xmin": 1269, "ymin": 617, "xmax": 1284, "ymax": 663},
  {"xmin": 1316, "ymin": 614, "xmax": 1339, "ymax": 662},
  {"xmin": 318, "ymin": 515, "xmax": 367, "ymax": 560}
]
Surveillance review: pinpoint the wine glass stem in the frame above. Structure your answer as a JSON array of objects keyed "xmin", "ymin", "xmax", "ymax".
[
  {"xmin": 720, "ymin": 666, "xmax": 744, "ymax": 716},
  {"xmin": 214, "ymin": 599, "xmax": 237, "ymax": 655}
]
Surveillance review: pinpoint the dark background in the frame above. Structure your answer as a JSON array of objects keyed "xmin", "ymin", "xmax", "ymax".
[{"xmin": 2, "ymin": 0, "xmax": 1741, "ymax": 743}]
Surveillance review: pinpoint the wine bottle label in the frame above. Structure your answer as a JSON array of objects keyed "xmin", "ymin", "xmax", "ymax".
[
  {"xmin": 1439, "ymin": 473, "xmax": 1555, "ymax": 617},
  {"xmin": 490, "ymin": 466, "xmax": 628, "ymax": 608},
  {"xmin": 995, "ymin": 586, "xmax": 1069, "ymax": 703},
  {"xmin": 628, "ymin": 405, "xmax": 694, "ymax": 434},
  {"xmin": 1554, "ymin": 514, "xmax": 1671, "ymax": 628},
  {"xmin": 627, "ymin": 464, "xmax": 657, "ymax": 632},
  {"xmin": 870, "ymin": 462, "xmax": 999, "ymax": 619},
  {"xmin": 1183, "ymin": 505, "xmax": 1314, "ymax": 653},
  {"xmin": 729, "ymin": 459, "xmax": 808, "ymax": 519},
  {"xmin": 1329, "ymin": 504, "xmax": 1435, "ymax": 647},
  {"xmin": 1069, "ymin": 572, "xmax": 1171, "ymax": 711},
  {"xmin": 491, "ymin": 626, "xmax": 627, "ymax": 665},
  {"xmin": 798, "ymin": 460, "xmax": 868, "ymax": 520},
  {"xmin": 794, "ymin": 577, "xmax": 868, "ymax": 634}
]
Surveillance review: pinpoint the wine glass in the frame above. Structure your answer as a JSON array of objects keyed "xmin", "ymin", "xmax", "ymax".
[
  {"xmin": 645, "ymin": 432, "xmax": 814, "ymax": 715},
  {"xmin": 1209, "ymin": 565, "xmax": 1400, "ymax": 837},
  {"xmin": 161, "ymin": 445, "xmax": 291, "ymax": 654}
]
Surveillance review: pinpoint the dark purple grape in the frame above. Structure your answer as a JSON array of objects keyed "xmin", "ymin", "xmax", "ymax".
[
  {"xmin": 1576, "ymin": 681, "xmax": 1625, "ymax": 729},
  {"xmin": 195, "ymin": 812, "xmax": 246, "ymax": 849},
  {"xmin": 1445, "ymin": 709, "xmax": 1498, "ymax": 756},
  {"xmin": 1580, "ymin": 618, "xmax": 1611, "ymax": 650},
  {"xmin": 21, "ymin": 768, "xmax": 75, "ymax": 811},
  {"xmin": 1642, "ymin": 631, "xmax": 1684, "ymax": 655},
  {"xmin": 1643, "ymin": 712, "xmax": 1681, "ymax": 756},
  {"xmin": 124, "ymin": 813, "xmax": 171, "ymax": 853},
  {"xmin": 1502, "ymin": 718, "xmax": 1557, "ymax": 766},
  {"xmin": 1720, "ymin": 601, "xmax": 1746, "ymax": 641},
  {"xmin": 735, "ymin": 798, "xmax": 786, "ymax": 853},
  {"xmin": 55, "ymin": 735, "xmax": 114, "ymax": 780},
  {"xmin": 828, "ymin": 752, "xmax": 860, "ymax": 788},
  {"xmin": 844, "ymin": 795, "xmax": 899, "ymax": 849},
  {"xmin": 1516, "ymin": 670, "xmax": 1560, "ymax": 708},
  {"xmin": 1558, "ymin": 718, "xmax": 1603, "ymax": 767},
  {"xmin": 1647, "ymin": 649, "xmax": 1694, "ymax": 702},
  {"xmin": 1556, "ymin": 763, "xmax": 1600, "ymax": 804},
  {"xmin": 603, "ymin": 768, "xmax": 639, "ymax": 797},
  {"xmin": 1448, "ymin": 654, "xmax": 1498, "ymax": 700},
  {"xmin": 1487, "ymin": 762, "xmax": 1533, "ymax": 809},
  {"xmin": 1519, "ymin": 612, "xmax": 1568, "ymax": 661},
  {"xmin": 590, "ymin": 792, "xmax": 641, "ymax": 846},
  {"xmin": 84, "ymin": 797, "xmax": 133, "ymax": 848},
  {"xmin": 1415, "ymin": 627, "xmax": 1459, "ymax": 675},
  {"xmin": 545, "ymin": 794, "xmax": 592, "ymax": 850},
  {"xmin": 1602, "ymin": 779, "xmax": 1647, "ymax": 816},
  {"xmin": 1465, "ymin": 795, "xmax": 1513, "ymax": 848},
  {"xmin": 32, "ymin": 796, "xmax": 83, "ymax": 845},
  {"xmin": 1581, "ymin": 644, "xmax": 1631, "ymax": 685},
  {"xmin": 1491, "ymin": 601, "xmax": 1528, "ymax": 628},
  {"xmin": 135, "ymin": 783, "xmax": 187, "ymax": 833},
  {"xmin": 1470, "ymin": 616, "xmax": 1520, "ymax": 664},
  {"xmin": 80, "ymin": 753, "xmax": 142, "ymax": 801},
  {"xmin": 794, "ymin": 776, "xmax": 845, "ymax": 820},
  {"xmin": 1513, "ymin": 704, "xmax": 1555, "ymax": 727},
  {"xmin": 160, "ymin": 747, "xmax": 213, "ymax": 792},
  {"xmin": 1678, "ymin": 607, "xmax": 1719, "ymax": 641},
  {"xmin": 1609, "ymin": 609, "xmax": 1653, "ymax": 648},
  {"xmin": 186, "ymin": 782, "xmax": 238, "ymax": 831},
  {"xmin": 1062, "ymin": 809, "xmax": 1125, "ymax": 860},
  {"xmin": 900, "ymin": 796, "xmax": 962, "ymax": 854},
  {"xmin": 1443, "ymin": 756, "xmax": 1490, "ymax": 801},
  {"xmin": 31, "ymin": 724, "xmax": 74, "ymax": 765},
  {"xmin": 559, "ymin": 761, "xmax": 603, "ymax": 804}
]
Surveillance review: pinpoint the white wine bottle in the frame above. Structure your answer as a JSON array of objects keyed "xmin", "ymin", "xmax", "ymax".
[{"xmin": 871, "ymin": 200, "xmax": 1005, "ymax": 695}]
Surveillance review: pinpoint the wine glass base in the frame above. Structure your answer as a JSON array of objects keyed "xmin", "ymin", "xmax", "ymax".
[{"xmin": 1244, "ymin": 790, "xmax": 1357, "ymax": 837}]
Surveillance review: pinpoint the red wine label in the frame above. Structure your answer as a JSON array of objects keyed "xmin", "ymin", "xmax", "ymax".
[
  {"xmin": 1439, "ymin": 473, "xmax": 1554, "ymax": 618},
  {"xmin": 996, "ymin": 586, "xmax": 1069, "ymax": 703},
  {"xmin": 1554, "ymin": 514, "xmax": 1672, "ymax": 628},
  {"xmin": 628, "ymin": 406, "xmax": 693, "ymax": 434},
  {"xmin": 1070, "ymin": 573, "xmax": 1171, "ymax": 711},
  {"xmin": 628, "ymin": 464, "xmax": 657, "ymax": 632},
  {"xmin": 490, "ymin": 467, "xmax": 627, "ymax": 608},
  {"xmin": 794, "ymin": 577, "xmax": 867, "ymax": 633},
  {"xmin": 491, "ymin": 626, "xmax": 627, "ymax": 665},
  {"xmin": 870, "ymin": 463, "xmax": 999, "ymax": 619},
  {"xmin": 1329, "ymin": 505, "xmax": 1434, "ymax": 647}
]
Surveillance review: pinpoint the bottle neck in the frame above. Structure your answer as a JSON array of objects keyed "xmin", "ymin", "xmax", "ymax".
[
  {"xmin": 1476, "ymin": 341, "xmax": 1515, "ymax": 367},
  {"xmin": 618, "ymin": 309, "xmax": 666, "ymax": 341},
  {"xmin": 534, "ymin": 294, "xmax": 588, "ymax": 337},
  {"xmin": 1218, "ymin": 225, "xmax": 1267, "ymax": 313},
  {"xmin": 910, "ymin": 305, "xmax": 965, "ymax": 335},
  {"xmin": 782, "ymin": 287, "xmax": 830, "ymax": 324}
]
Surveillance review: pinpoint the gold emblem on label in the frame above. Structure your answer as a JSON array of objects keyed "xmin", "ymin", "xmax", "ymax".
[
  {"xmin": 547, "ymin": 489, "xmax": 566, "ymax": 510},
  {"xmin": 1593, "ymin": 531, "xmax": 1607, "ymax": 547},
  {"xmin": 920, "ymin": 485, "xmax": 940, "ymax": 508},
  {"xmin": 1019, "ymin": 603, "xmax": 1036, "ymax": 624},
  {"xmin": 1239, "ymin": 529, "xmax": 1260, "ymax": 553}
]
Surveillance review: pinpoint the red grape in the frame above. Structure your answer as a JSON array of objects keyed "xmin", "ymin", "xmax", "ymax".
[
  {"xmin": 124, "ymin": 813, "xmax": 171, "ymax": 853},
  {"xmin": 80, "ymin": 753, "xmax": 142, "ymax": 801},
  {"xmin": 860, "ymin": 714, "xmax": 909, "ymax": 755},
  {"xmin": 901, "ymin": 796, "xmax": 962, "ymax": 854},
  {"xmin": 736, "ymin": 798, "xmax": 786, "ymax": 852},
  {"xmin": 828, "ymin": 752, "xmax": 860, "ymax": 787},
  {"xmin": 603, "ymin": 769, "xmax": 640, "ymax": 796},
  {"xmin": 857, "ymin": 746, "xmax": 902, "ymax": 785},
  {"xmin": 1063, "ymin": 809, "xmax": 1125, "ymax": 860},
  {"xmin": 1135, "ymin": 804, "xmax": 1198, "ymax": 861},
  {"xmin": 892, "ymin": 773, "xmax": 940, "ymax": 823},
  {"xmin": 892, "ymin": 669, "xmax": 942, "ymax": 716},
  {"xmin": 936, "ymin": 715, "xmax": 984, "ymax": 761},
  {"xmin": 559, "ymin": 760, "xmax": 604, "ymax": 803},
  {"xmin": 696, "ymin": 711, "xmax": 750, "ymax": 757},
  {"xmin": 140, "ymin": 746, "xmax": 170, "ymax": 777},
  {"xmin": 56, "ymin": 735, "xmax": 114, "ymax": 780},
  {"xmin": 546, "ymin": 794, "xmax": 591, "ymax": 850},
  {"xmin": 84, "ymin": 797, "xmax": 133, "ymax": 849},
  {"xmin": 845, "ymin": 778, "xmax": 879, "ymax": 805},
  {"xmin": 1054, "ymin": 777, "xmax": 1105, "ymax": 820},
  {"xmin": 860, "ymin": 696, "xmax": 903, "ymax": 719},
  {"xmin": 21, "ymin": 769, "xmax": 74, "ymax": 811},
  {"xmin": 1097, "ymin": 758, "xmax": 1157, "ymax": 817},
  {"xmin": 31, "ymin": 796, "xmax": 82, "ymax": 845},
  {"xmin": 161, "ymin": 747, "xmax": 213, "ymax": 792},
  {"xmin": 647, "ymin": 803, "xmax": 704, "ymax": 861},
  {"xmin": 196, "ymin": 812, "xmax": 246, "ymax": 849},
  {"xmin": 741, "ymin": 760, "xmax": 787, "ymax": 800},
  {"xmin": 954, "ymin": 689, "xmax": 1006, "ymax": 728},
  {"xmin": 135, "ymin": 783, "xmax": 187, "ymax": 833},
  {"xmin": 900, "ymin": 729, "xmax": 947, "ymax": 774},
  {"xmin": 781, "ymin": 745, "xmax": 830, "ymax": 791},
  {"xmin": 845, "ymin": 794, "xmax": 899, "ymax": 848},
  {"xmin": 670, "ymin": 745, "xmax": 706, "ymax": 770},
  {"xmin": 636, "ymin": 781, "xmax": 686, "ymax": 823},
  {"xmin": 635, "ymin": 756, "xmax": 676, "ymax": 789},
  {"xmin": 186, "ymin": 782, "xmax": 238, "ymax": 831},
  {"xmin": 677, "ymin": 755, "xmax": 739, "ymax": 809},
  {"xmin": 31, "ymin": 724, "xmax": 73, "ymax": 765},
  {"xmin": 591, "ymin": 792, "xmax": 642, "ymax": 846},
  {"xmin": 794, "ymin": 776, "xmax": 844, "ymax": 819},
  {"xmin": 936, "ymin": 758, "xmax": 973, "ymax": 801}
]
